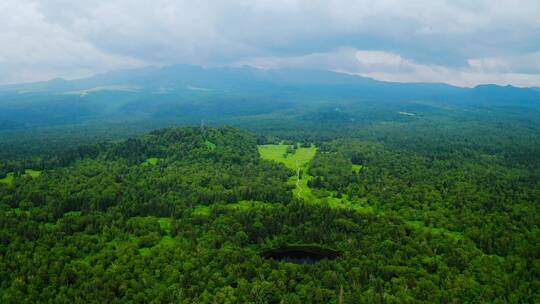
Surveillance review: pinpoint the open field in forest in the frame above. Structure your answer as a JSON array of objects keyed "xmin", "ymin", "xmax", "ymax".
[
  {"xmin": 315, "ymin": 192, "xmax": 374, "ymax": 214},
  {"xmin": 259, "ymin": 143, "xmax": 373, "ymax": 213},
  {"xmin": 205, "ymin": 140, "xmax": 216, "ymax": 150},
  {"xmin": 0, "ymin": 173, "xmax": 14, "ymax": 184},
  {"xmin": 258, "ymin": 144, "xmax": 463, "ymax": 228},
  {"xmin": 258, "ymin": 144, "xmax": 316, "ymax": 170},
  {"xmin": 147, "ymin": 152, "xmax": 463, "ymax": 241},
  {"xmin": 0, "ymin": 169, "xmax": 41, "ymax": 185},
  {"xmin": 258, "ymin": 143, "xmax": 317, "ymax": 201},
  {"xmin": 25, "ymin": 169, "xmax": 41, "ymax": 178},
  {"xmin": 143, "ymin": 157, "xmax": 159, "ymax": 165}
]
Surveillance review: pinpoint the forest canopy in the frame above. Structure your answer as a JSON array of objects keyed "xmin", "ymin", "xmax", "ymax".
[{"xmin": 1, "ymin": 124, "xmax": 539, "ymax": 303}]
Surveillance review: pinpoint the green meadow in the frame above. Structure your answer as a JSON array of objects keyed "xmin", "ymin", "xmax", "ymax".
[
  {"xmin": 258, "ymin": 143, "xmax": 373, "ymax": 213},
  {"xmin": 259, "ymin": 144, "xmax": 464, "ymax": 241},
  {"xmin": 142, "ymin": 157, "xmax": 159, "ymax": 165},
  {"xmin": 258, "ymin": 144, "xmax": 317, "ymax": 201},
  {"xmin": 25, "ymin": 169, "xmax": 42, "ymax": 178},
  {"xmin": 205, "ymin": 140, "xmax": 216, "ymax": 150},
  {"xmin": 192, "ymin": 200, "xmax": 273, "ymax": 217},
  {"xmin": 257, "ymin": 144, "xmax": 316, "ymax": 170},
  {"xmin": 0, "ymin": 169, "xmax": 41, "ymax": 185},
  {"xmin": 0, "ymin": 173, "xmax": 14, "ymax": 185},
  {"xmin": 352, "ymin": 164, "xmax": 363, "ymax": 173}
]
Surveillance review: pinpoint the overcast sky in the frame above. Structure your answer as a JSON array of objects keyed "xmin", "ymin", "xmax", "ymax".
[{"xmin": 1, "ymin": 0, "xmax": 540, "ymax": 87}]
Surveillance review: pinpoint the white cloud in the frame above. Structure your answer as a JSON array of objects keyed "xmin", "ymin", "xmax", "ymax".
[
  {"xmin": 468, "ymin": 53, "xmax": 540, "ymax": 74},
  {"xmin": 0, "ymin": 0, "xmax": 539, "ymax": 85},
  {"xmin": 239, "ymin": 48, "xmax": 540, "ymax": 87},
  {"xmin": 0, "ymin": 0, "xmax": 145, "ymax": 84}
]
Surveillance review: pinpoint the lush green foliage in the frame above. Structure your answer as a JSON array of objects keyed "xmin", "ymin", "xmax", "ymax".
[{"xmin": 1, "ymin": 121, "xmax": 539, "ymax": 303}]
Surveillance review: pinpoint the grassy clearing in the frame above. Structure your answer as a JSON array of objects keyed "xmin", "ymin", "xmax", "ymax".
[
  {"xmin": 142, "ymin": 157, "xmax": 159, "ymax": 165},
  {"xmin": 138, "ymin": 217, "xmax": 185, "ymax": 256},
  {"xmin": 292, "ymin": 174, "xmax": 316, "ymax": 201},
  {"xmin": 25, "ymin": 169, "xmax": 42, "ymax": 178},
  {"xmin": 259, "ymin": 143, "xmax": 317, "ymax": 201},
  {"xmin": 0, "ymin": 169, "xmax": 41, "ymax": 185},
  {"xmin": 258, "ymin": 144, "xmax": 317, "ymax": 170},
  {"xmin": 0, "ymin": 173, "xmax": 14, "ymax": 185},
  {"xmin": 352, "ymin": 164, "xmax": 363, "ymax": 173},
  {"xmin": 259, "ymin": 143, "xmax": 374, "ymax": 213},
  {"xmin": 321, "ymin": 194, "xmax": 374, "ymax": 214},
  {"xmin": 65, "ymin": 211, "xmax": 82, "ymax": 217},
  {"xmin": 205, "ymin": 140, "xmax": 216, "ymax": 150}
]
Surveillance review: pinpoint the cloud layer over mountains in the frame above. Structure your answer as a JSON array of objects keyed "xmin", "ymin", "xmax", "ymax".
[{"xmin": 1, "ymin": 0, "xmax": 540, "ymax": 86}]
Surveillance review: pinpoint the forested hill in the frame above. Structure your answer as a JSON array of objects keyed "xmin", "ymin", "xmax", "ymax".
[
  {"xmin": 1, "ymin": 126, "xmax": 539, "ymax": 302},
  {"xmin": 104, "ymin": 126, "xmax": 259, "ymax": 165},
  {"xmin": 0, "ymin": 127, "xmax": 293, "ymax": 218}
]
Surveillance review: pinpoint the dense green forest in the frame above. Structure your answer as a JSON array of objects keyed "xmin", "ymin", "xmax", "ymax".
[
  {"xmin": 3, "ymin": 0, "xmax": 540, "ymax": 301},
  {"xmin": 0, "ymin": 67, "xmax": 539, "ymax": 302},
  {"xmin": 1, "ymin": 120, "xmax": 539, "ymax": 302}
]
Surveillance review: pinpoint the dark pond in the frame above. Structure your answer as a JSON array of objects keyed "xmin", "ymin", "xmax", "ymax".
[{"xmin": 261, "ymin": 245, "xmax": 341, "ymax": 264}]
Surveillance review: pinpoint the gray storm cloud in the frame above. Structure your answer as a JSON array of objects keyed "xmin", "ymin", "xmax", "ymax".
[{"xmin": 1, "ymin": 0, "xmax": 540, "ymax": 86}]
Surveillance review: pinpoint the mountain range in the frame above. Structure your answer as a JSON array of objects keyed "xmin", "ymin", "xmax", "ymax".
[{"xmin": 1, "ymin": 65, "xmax": 539, "ymax": 130}]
